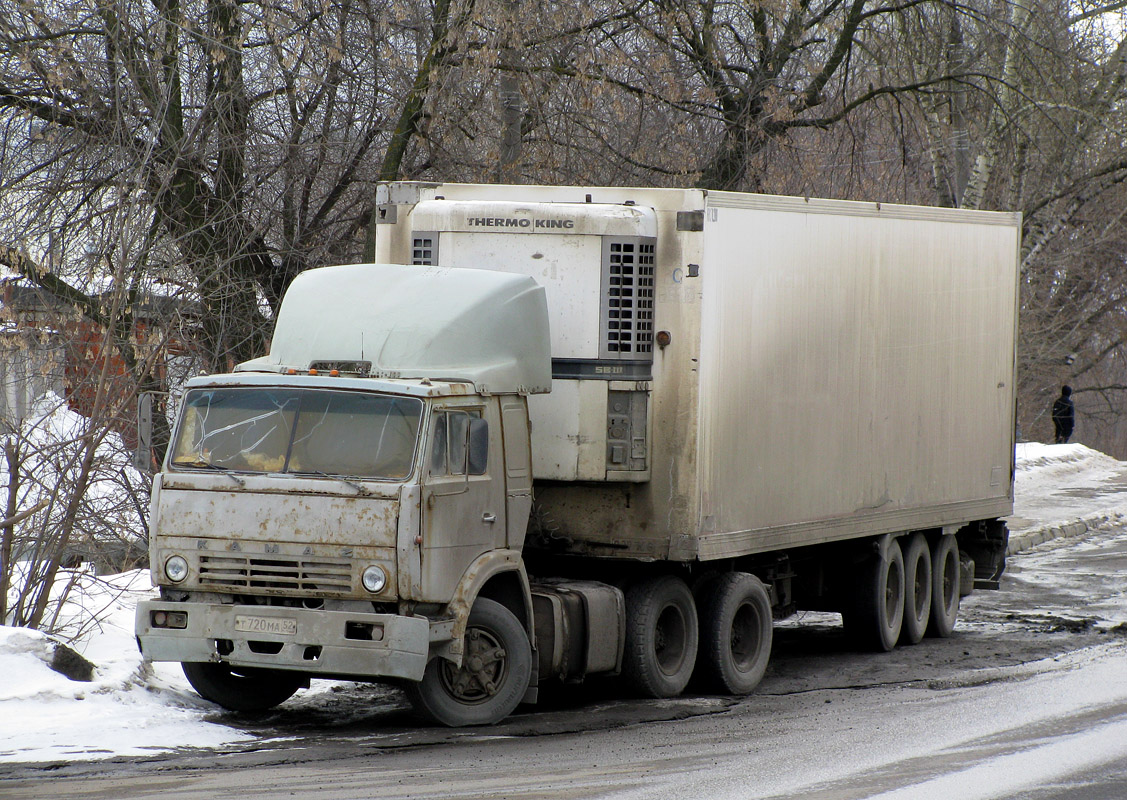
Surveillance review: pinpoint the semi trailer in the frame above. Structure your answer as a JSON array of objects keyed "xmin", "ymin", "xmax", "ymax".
[{"xmin": 136, "ymin": 183, "xmax": 1020, "ymax": 726}]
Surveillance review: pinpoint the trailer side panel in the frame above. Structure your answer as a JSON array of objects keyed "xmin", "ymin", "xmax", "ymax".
[{"xmin": 695, "ymin": 194, "xmax": 1019, "ymax": 558}]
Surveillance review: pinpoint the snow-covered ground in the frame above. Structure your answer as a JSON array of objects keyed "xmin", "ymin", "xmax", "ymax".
[
  {"xmin": 2, "ymin": 442, "xmax": 1126, "ymax": 765},
  {"xmin": 0, "ymin": 570, "xmax": 263, "ymax": 762},
  {"xmin": 1009, "ymin": 441, "xmax": 1127, "ymax": 536}
]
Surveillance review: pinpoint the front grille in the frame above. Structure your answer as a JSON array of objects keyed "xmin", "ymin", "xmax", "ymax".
[{"xmin": 199, "ymin": 554, "xmax": 353, "ymax": 594}]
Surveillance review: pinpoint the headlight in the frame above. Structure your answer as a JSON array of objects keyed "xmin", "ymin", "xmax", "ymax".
[
  {"xmin": 362, "ymin": 565, "xmax": 388, "ymax": 593},
  {"xmin": 164, "ymin": 555, "xmax": 189, "ymax": 583}
]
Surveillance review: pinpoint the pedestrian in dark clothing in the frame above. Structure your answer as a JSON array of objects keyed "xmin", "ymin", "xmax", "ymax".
[{"xmin": 1052, "ymin": 385, "xmax": 1075, "ymax": 444}]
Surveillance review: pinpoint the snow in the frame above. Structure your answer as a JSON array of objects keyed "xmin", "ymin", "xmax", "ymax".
[
  {"xmin": 0, "ymin": 570, "xmax": 258, "ymax": 762},
  {"xmin": 1010, "ymin": 441, "xmax": 1127, "ymax": 533},
  {"xmin": 602, "ymin": 638, "xmax": 1127, "ymax": 800},
  {"xmin": 3, "ymin": 441, "xmax": 1127, "ymax": 766},
  {"xmin": 866, "ymin": 713, "xmax": 1127, "ymax": 800}
]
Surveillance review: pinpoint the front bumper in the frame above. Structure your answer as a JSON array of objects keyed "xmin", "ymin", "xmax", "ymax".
[{"xmin": 136, "ymin": 600, "xmax": 430, "ymax": 681}]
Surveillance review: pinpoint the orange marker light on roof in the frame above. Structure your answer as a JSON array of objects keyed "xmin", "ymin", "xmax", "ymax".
[
  {"xmin": 330, "ymin": 369, "xmax": 340, "ymax": 377},
  {"xmin": 309, "ymin": 368, "xmax": 318, "ymax": 375}
]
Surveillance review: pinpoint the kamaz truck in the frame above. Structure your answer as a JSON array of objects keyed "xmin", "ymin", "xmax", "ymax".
[{"xmin": 136, "ymin": 183, "xmax": 1019, "ymax": 726}]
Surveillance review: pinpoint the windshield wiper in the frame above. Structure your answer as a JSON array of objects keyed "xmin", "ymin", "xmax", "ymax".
[
  {"xmin": 172, "ymin": 459, "xmax": 246, "ymax": 488},
  {"xmin": 290, "ymin": 470, "xmax": 370, "ymax": 496}
]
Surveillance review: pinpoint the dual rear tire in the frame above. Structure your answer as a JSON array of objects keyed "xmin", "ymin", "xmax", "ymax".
[
  {"xmin": 901, "ymin": 532, "xmax": 932, "ymax": 645},
  {"xmin": 928, "ymin": 533, "xmax": 960, "ymax": 637},
  {"xmin": 847, "ymin": 532, "xmax": 961, "ymax": 651},
  {"xmin": 622, "ymin": 575, "xmax": 699, "ymax": 697},
  {"xmin": 622, "ymin": 572, "xmax": 772, "ymax": 699},
  {"xmin": 694, "ymin": 572, "xmax": 773, "ymax": 694},
  {"xmin": 844, "ymin": 535, "xmax": 906, "ymax": 651}
]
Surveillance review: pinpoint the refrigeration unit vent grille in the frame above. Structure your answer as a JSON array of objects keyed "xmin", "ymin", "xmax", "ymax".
[
  {"xmin": 411, "ymin": 233, "xmax": 437, "ymax": 265},
  {"xmin": 604, "ymin": 238, "xmax": 656, "ymax": 358}
]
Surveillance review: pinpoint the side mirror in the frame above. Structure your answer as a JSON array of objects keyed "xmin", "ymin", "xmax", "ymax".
[{"xmin": 133, "ymin": 392, "xmax": 155, "ymax": 473}]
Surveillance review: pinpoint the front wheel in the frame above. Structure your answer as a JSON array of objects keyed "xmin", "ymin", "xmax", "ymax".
[
  {"xmin": 406, "ymin": 598, "xmax": 532, "ymax": 727},
  {"xmin": 181, "ymin": 662, "xmax": 304, "ymax": 712}
]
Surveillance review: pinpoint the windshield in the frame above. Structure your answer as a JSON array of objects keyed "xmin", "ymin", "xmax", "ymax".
[{"xmin": 169, "ymin": 387, "xmax": 423, "ymax": 481}]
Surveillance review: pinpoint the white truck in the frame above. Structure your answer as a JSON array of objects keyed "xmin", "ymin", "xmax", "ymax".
[{"xmin": 136, "ymin": 183, "xmax": 1020, "ymax": 726}]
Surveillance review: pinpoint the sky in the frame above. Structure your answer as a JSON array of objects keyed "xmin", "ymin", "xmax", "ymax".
[{"xmin": 1, "ymin": 440, "xmax": 1126, "ymax": 764}]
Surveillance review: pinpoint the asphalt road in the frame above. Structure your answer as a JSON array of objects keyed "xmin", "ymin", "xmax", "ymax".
[{"xmin": 4, "ymin": 525, "xmax": 1127, "ymax": 800}]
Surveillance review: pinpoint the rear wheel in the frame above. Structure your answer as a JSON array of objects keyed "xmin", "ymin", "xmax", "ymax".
[
  {"xmin": 927, "ymin": 533, "xmax": 961, "ymax": 637},
  {"xmin": 844, "ymin": 536, "xmax": 905, "ymax": 652},
  {"xmin": 900, "ymin": 533, "xmax": 932, "ymax": 645},
  {"xmin": 181, "ymin": 662, "xmax": 304, "ymax": 712},
  {"xmin": 406, "ymin": 597, "xmax": 532, "ymax": 727},
  {"xmin": 694, "ymin": 572, "xmax": 773, "ymax": 694},
  {"xmin": 623, "ymin": 575, "xmax": 699, "ymax": 698}
]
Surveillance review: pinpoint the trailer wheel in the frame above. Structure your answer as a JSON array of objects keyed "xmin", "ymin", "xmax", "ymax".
[
  {"xmin": 695, "ymin": 572, "xmax": 773, "ymax": 694},
  {"xmin": 406, "ymin": 597, "xmax": 531, "ymax": 727},
  {"xmin": 844, "ymin": 536, "xmax": 905, "ymax": 652},
  {"xmin": 899, "ymin": 533, "xmax": 932, "ymax": 645},
  {"xmin": 623, "ymin": 575, "xmax": 699, "ymax": 698},
  {"xmin": 927, "ymin": 533, "xmax": 961, "ymax": 637},
  {"xmin": 181, "ymin": 662, "xmax": 303, "ymax": 712}
]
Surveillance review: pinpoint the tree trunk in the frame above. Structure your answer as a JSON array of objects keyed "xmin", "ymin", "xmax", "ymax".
[
  {"xmin": 363, "ymin": 0, "xmax": 457, "ymax": 260},
  {"xmin": 496, "ymin": 0, "xmax": 524, "ymax": 185},
  {"xmin": 0, "ymin": 438, "xmax": 21, "ymax": 625}
]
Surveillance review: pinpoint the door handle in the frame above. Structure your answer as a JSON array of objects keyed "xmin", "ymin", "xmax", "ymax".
[{"xmin": 482, "ymin": 513, "xmax": 497, "ymax": 524}]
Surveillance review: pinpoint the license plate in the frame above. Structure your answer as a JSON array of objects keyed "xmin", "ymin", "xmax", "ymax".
[{"xmin": 234, "ymin": 614, "xmax": 297, "ymax": 635}]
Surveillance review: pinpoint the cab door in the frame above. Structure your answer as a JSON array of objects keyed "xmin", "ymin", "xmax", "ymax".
[{"xmin": 418, "ymin": 403, "xmax": 506, "ymax": 602}]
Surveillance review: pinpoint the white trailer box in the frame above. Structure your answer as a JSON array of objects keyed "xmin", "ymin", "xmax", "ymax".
[
  {"xmin": 374, "ymin": 183, "xmax": 1018, "ymax": 567},
  {"xmin": 377, "ymin": 183, "xmax": 1020, "ymax": 567}
]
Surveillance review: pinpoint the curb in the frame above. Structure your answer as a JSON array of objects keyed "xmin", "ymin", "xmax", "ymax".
[{"xmin": 1007, "ymin": 512, "xmax": 1121, "ymax": 555}]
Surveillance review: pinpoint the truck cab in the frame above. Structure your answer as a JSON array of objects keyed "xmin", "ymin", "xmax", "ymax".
[{"xmin": 137, "ymin": 263, "xmax": 550, "ymax": 725}]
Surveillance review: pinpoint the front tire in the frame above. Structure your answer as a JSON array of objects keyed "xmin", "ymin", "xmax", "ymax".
[
  {"xmin": 181, "ymin": 662, "xmax": 303, "ymax": 712},
  {"xmin": 695, "ymin": 572, "xmax": 773, "ymax": 694},
  {"xmin": 623, "ymin": 575, "xmax": 699, "ymax": 698},
  {"xmin": 406, "ymin": 598, "xmax": 532, "ymax": 727}
]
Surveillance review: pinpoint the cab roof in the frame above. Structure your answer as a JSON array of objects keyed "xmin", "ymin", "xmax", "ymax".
[
  {"xmin": 236, "ymin": 263, "xmax": 551, "ymax": 395},
  {"xmin": 184, "ymin": 372, "xmax": 478, "ymax": 398}
]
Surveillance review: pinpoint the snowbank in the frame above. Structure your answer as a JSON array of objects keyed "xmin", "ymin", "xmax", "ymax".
[
  {"xmin": 0, "ymin": 393, "xmax": 259, "ymax": 763},
  {"xmin": 0, "ymin": 570, "xmax": 255, "ymax": 762},
  {"xmin": 1015, "ymin": 441, "xmax": 1123, "ymax": 483},
  {"xmin": 1009, "ymin": 442, "xmax": 1127, "ymax": 541}
]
